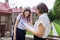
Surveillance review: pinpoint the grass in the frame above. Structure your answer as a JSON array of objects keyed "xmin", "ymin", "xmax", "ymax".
[
  {"xmin": 53, "ymin": 20, "xmax": 60, "ymax": 36},
  {"xmin": 49, "ymin": 29, "xmax": 53, "ymax": 35},
  {"xmin": 54, "ymin": 23, "xmax": 60, "ymax": 36},
  {"xmin": 26, "ymin": 31, "xmax": 32, "ymax": 35}
]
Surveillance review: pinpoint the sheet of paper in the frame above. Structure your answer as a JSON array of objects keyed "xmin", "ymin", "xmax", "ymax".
[
  {"xmin": 21, "ymin": 22, "xmax": 35, "ymax": 31},
  {"xmin": 23, "ymin": 22, "xmax": 32, "ymax": 27}
]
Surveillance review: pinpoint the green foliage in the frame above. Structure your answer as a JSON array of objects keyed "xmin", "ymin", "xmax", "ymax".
[
  {"xmin": 48, "ymin": 0, "xmax": 60, "ymax": 21},
  {"xmin": 48, "ymin": 10, "xmax": 56, "ymax": 22},
  {"xmin": 53, "ymin": 0, "xmax": 60, "ymax": 19}
]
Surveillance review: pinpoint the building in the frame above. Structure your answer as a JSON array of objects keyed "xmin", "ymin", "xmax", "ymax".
[
  {"xmin": 0, "ymin": 0, "xmax": 38, "ymax": 37},
  {"xmin": 11, "ymin": 7, "xmax": 23, "ymax": 24},
  {"xmin": 0, "ymin": 2, "xmax": 12, "ymax": 37}
]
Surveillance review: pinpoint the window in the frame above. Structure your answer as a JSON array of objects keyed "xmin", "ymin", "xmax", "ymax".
[{"xmin": 1, "ymin": 16, "xmax": 5, "ymax": 25}]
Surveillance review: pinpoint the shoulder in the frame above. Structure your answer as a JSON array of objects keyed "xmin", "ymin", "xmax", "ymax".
[
  {"xmin": 39, "ymin": 13, "xmax": 48, "ymax": 20},
  {"xmin": 16, "ymin": 13, "xmax": 22, "ymax": 20}
]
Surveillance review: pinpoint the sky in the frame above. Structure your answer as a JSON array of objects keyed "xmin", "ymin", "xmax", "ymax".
[
  {"xmin": 0, "ymin": 0, "xmax": 5, "ymax": 3},
  {"xmin": 0, "ymin": 0, "xmax": 55, "ymax": 9}
]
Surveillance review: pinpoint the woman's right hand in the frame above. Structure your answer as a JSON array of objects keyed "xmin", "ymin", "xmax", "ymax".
[{"xmin": 13, "ymin": 36, "xmax": 16, "ymax": 40}]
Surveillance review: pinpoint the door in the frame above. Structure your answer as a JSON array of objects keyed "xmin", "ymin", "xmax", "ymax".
[{"xmin": 0, "ymin": 16, "xmax": 7, "ymax": 37}]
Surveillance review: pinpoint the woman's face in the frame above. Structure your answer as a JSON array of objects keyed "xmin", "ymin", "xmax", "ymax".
[{"xmin": 24, "ymin": 11, "xmax": 30, "ymax": 17}]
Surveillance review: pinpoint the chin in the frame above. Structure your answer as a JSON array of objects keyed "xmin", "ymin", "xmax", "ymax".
[
  {"xmin": 36, "ymin": 13, "xmax": 39, "ymax": 15},
  {"xmin": 26, "ymin": 16, "xmax": 28, "ymax": 17}
]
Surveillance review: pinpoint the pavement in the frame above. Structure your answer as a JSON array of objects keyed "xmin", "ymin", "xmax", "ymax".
[
  {"xmin": 0, "ymin": 37, "xmax": 11, "ymax": 40},
  {"xmin": 0, "ymin": 35, "xmax": 33, "ymax": 40}
]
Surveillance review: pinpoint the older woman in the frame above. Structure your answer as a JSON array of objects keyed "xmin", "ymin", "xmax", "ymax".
[{"xmin": 22, "ymin": 3, "xmax": 51, "ymax": 40}]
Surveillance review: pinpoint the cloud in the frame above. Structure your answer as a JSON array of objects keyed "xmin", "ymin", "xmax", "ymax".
[
  {"xmin": 0, "ymin": 0, "xmax": 5, "ymax": 3},
  {"xmin": 8, "ymin": 0, "xmax": 55, "ymax": 9}
]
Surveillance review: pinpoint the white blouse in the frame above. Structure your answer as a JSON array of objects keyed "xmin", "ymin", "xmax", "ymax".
[{"xmin": 34, "ymin": 13, "xmax": 51, "ymax": 38}]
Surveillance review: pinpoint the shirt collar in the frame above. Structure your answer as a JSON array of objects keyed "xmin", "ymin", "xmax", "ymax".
[{"xmin": 39, "ymin": 13, "xmax": 47, "ymax": 19}]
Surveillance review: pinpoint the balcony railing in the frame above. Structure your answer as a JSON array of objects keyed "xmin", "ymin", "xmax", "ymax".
[{"xmin": 26, "ymin": 35, "xmax": 60, "ymax": 40}]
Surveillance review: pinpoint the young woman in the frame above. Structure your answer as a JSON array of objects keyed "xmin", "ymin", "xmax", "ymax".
[
  {"xmin": 22, "ymin": 3, "xmax": 51, "ymax": 40},
  {"xmin": 13, "ymin": 8, "xmax": 32, "ymax": 40}
]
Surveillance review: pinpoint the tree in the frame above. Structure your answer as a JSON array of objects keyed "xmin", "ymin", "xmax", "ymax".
[
  {"xmin": 48, "ymin": 0, "xmax": 60, "ymax": 21},
  {"xmin": 48, "ymin": 10, "xmax": 56, "ymax": 22},
  {"xmin": 53, "ymin": 0, "xmax": 60, "ymax": 19}
]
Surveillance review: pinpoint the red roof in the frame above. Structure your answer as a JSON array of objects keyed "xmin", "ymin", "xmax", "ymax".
[
  {"xmin": 0, "ymin": 2, "xmax": 11, "ymax": 13},
  {"xmin": 12, "ymin": 8, "xmax": 36, "ymax": 13},
  {"xmin": 0, "ymin": 2, "xmax": 37, "ymax": 13},
  {"xmin": 12, "ymin": 8, "xmax": 23, "ymax": 13}
]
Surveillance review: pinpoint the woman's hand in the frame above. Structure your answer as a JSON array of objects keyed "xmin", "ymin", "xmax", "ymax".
[{"xmin": 13, "ymin": 36, "xmax": 16, "ymax": 40}]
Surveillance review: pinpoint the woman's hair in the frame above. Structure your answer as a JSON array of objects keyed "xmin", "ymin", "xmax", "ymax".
[
  {"xmin": 22, "ymin": 8, "xmax": 31, "ymax": 22},
  {"xmin": 37, "ymin": 3, "xmax": 48, "ymax": 14}
]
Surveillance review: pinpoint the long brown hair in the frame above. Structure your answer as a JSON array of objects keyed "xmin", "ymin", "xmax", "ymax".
[{"xmin": 22, "ymin": 8, "xmax": 31, "ymax": 22}]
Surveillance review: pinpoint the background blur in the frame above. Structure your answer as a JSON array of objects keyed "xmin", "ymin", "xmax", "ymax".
[{"xmin": 0, "ymin": 0, "xmax": 60, "ymax": 40}]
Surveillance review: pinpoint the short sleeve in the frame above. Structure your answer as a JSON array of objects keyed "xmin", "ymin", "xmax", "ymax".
[
  {"xmin": 38, "ymin": 17, "xmax": 46, "ymax": 28},
  {"xmin": 16, "ymin": 14, "xmax": 21, "ymax": 21},
  {"xmin": 38, "ymin": 21, "xmax": 46, "ymax": 28}
]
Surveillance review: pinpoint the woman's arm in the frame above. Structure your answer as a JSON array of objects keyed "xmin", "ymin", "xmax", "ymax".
[
  {"xmin": 14, "ymin": 20, "xmax": 19, "ymax": 38},
  {"xmin": 14, "ymin": 13, "xmax": 21, "ymax": 36},
  {"xmin": 37, "ymin": 23, "xmax": 45, "ymax": 37},
  {"xmin": 24, "ymin": 23, "xmax": 45, "ymax": 37}
]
